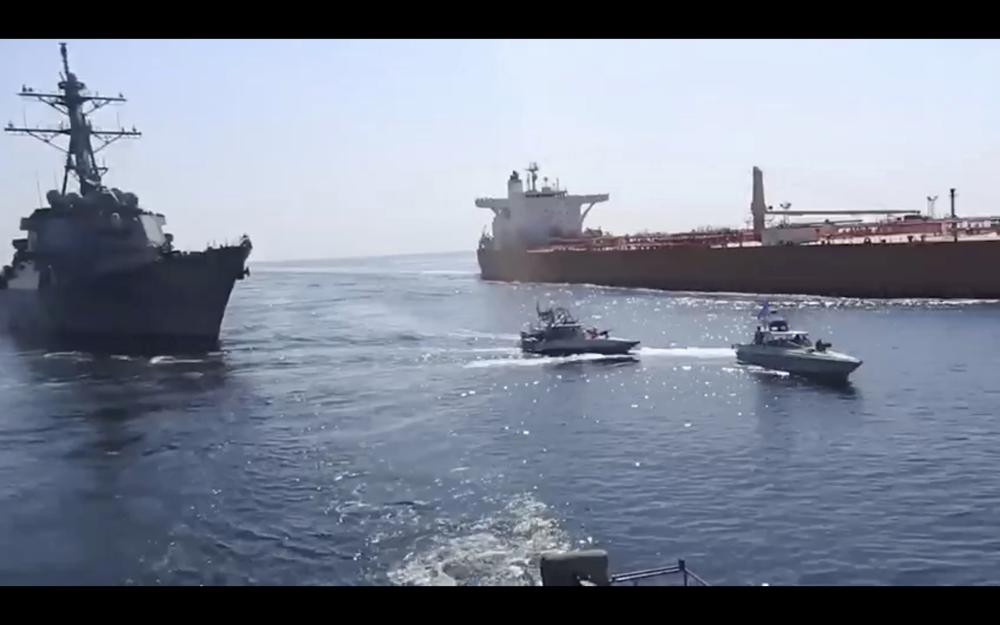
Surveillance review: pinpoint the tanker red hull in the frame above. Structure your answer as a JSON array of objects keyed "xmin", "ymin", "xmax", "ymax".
[{"xmin": 478, "ymin": 240, "xmax": 1000, "ymax": 299}]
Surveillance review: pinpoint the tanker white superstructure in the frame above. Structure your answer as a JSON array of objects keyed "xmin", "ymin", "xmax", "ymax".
[{"xmin": 476, "ymin": 163, "xmax": 608, "ymax": 250}]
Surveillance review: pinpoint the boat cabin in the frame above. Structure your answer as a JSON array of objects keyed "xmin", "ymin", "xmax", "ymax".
[
  {"xmin": 526, "ymin": 306, "xmax": 581, "ymax": 335},
  {"xmin": 766, "ymin": 316, "xmax": 788, "ymax": 332},
  {"xmin": 541, "ymin": 323, "xmax": 585, "ymax": 340},
  {"xmin": 754, "ymin": 329, "xmax": 812, "ymax": 347},
  {"xmin": 750, "ymin": 308, "xmax": 831, "ymax": 351},
  {"xmin": 752, "ymin": 314, "xmax": 803, "ymax": 345}
]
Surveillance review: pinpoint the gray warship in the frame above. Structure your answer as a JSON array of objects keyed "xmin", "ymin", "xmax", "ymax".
[{"xmin": 0, "ymin": 43, "xmax": 251, "ymax": 353}]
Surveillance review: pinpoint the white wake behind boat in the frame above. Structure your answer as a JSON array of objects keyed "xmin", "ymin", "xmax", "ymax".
[
  {"xmin": 734, "ymin": 305, "xmax": 861, "ymax": 382},
  {"xmin": 520, "ymin": 304, "xmax": 639, "ymax": 357}
]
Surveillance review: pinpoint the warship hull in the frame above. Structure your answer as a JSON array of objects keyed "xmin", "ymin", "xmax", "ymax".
[
  {"xmin": 0, "ymin": 246, "xmax": 250, "ymax": 353},
  {"xmin": 478, "ymin": 239, "xmax": 1000, "ymax": 299}
]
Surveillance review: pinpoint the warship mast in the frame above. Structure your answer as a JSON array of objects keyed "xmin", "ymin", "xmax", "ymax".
[{"xmin": 5, "ymin": 42, "xmax": 141, "ymax": 196}]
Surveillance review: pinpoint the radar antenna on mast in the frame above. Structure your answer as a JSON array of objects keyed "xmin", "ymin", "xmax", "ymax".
[
  {"xmin": 4, "ymin": 42, "xmax": 142, "ymax": 196},
  {"xmin": 60, "ymin": 41, "xmax": 71, "ymax": 78},
  {"xmin": 527, "ymin": 162, "xmax": 539, "ymax": 192}
]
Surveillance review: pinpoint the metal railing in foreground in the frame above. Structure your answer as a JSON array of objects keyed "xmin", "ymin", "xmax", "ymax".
[
  {"xmin": 608, "ymin": 559, "xmax": 710, "ymax": 587},
  {"xmin": 539, "ymin": 550, "xmax": 710, "ymax": 586}
]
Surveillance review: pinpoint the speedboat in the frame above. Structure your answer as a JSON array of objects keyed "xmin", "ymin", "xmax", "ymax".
[
  {"xmin": 520, "ymin": 304, "xmax": 639, "ymax": 357},
  {"xmin": 734, "ymin": 304, "xmax": 861, "ymax": 382}
]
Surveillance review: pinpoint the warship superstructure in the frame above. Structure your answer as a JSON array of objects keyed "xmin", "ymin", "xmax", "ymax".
[{"xmin": 0, "ymin": 43, "xmax": 251, "ymax": 351}]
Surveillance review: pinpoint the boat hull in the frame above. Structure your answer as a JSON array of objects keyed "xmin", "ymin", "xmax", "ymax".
[
  {"xmin": 521, "ymin": 338, "xmax": 640, "ymax": 357},
  {"xmin": 0, "ymin": 245, "xmax": 249, "ymax": 353},
  {"xmin": 735, "ymin": 344, "xmax": 862, "ymax": 381},
  {"xmin": 478, "ymin": 240, "xmax": 1000, "ymax": 299}
]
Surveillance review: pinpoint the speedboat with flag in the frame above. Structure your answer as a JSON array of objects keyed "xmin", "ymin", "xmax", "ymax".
[{"xmin": 734, "ymin": 302, "xmax": 862, "ymax": 382}]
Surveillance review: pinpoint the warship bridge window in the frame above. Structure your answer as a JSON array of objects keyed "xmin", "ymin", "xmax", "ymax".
[
  {"xmin": 139, "ymin": 214, "xmax": 167, "ymax": 246},
  {"xmin": 35, "ymin": 218, "xmax": 76, "ymax": 252}
]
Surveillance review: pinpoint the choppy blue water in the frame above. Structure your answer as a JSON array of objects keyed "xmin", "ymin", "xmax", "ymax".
[{"xmin": 1, "ymin": 251, "xmax": 1000, "ymax": 585}]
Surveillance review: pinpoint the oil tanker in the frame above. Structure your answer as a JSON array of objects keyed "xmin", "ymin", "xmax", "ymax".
[{"xmin": 476, "ymin": 164, "xmax": 1000, "ymax": 299}]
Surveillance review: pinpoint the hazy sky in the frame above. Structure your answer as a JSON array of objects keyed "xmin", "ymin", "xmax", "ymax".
[{"xmin": 2, "ymin": 39, "xmax": 1000, "ymax": 261}]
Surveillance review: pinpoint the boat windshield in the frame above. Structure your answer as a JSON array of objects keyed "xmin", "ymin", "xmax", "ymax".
[
  {"xmin": 763, "ymin": 331, "xmax": 811, "ymax": 348},
  {"xmin": 547, "ymin": 325, "xmax": 583, "ymax": 339}
]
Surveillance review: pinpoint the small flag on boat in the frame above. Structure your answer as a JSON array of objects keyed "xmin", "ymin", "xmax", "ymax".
[{"xmin": 757, "ymin": 301, "xmax": 771, "ymax": 320}]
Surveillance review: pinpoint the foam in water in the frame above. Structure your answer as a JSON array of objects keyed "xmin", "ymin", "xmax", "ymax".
[
  {"xmin": 42, "ymin": 351, "xmax": 94, "ymax": 362},
  {"xmin": 738, "ymin": 363, "xmax": 791, "ymax": 378},
  {"xmin": 387, "ymin": 493, "xmax": 571, "ymax": 586},
  {"xmin": 451, "ymin": 329, "xmax": 522, "ymax": 342},
  {"xmin": 417, "ymin": 270, "xmax": 478, "ymax": 276},
  {"xmin": 505, "ymin": 280, "xmax": 1000, "ymax": 310},
  {"xmin": 638, "ymin": 346, "xmax": 735, "ymax": 359},
  {"xmin": 464, "ymin": 346, "xmax": 734, "ymax": 369},
  {"xmin": 149, "ymin": 355, "xmax": 208, "ymax": 365},
  {"xmin": 254, "ymin": 265, "xmax": 476, "ymax": 277},
  {"xmin": 465, "ymin": 347, "xmax": 521, "ymax": 354},
  {"xmin": 464, "ymin": 352, "xmax": 627, "ymax": 369}
]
